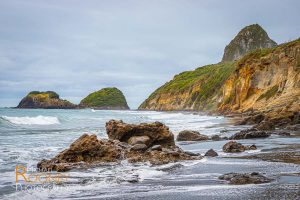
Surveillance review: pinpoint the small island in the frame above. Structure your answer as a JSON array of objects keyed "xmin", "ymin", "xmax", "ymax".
[
  {"xmin": 79, "ymin": 87, "xmax": 130, "ymax": 110},
  {"xmin": 17, "ymin": 91, "xmax": 76, "ymax": 109}
]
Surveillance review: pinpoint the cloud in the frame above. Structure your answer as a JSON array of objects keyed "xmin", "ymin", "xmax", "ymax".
[{"xmin": 0, "ymin": 0, "xmax": 299, "ymax": 108}]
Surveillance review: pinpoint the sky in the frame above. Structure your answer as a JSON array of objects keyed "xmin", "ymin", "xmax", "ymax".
[{"xmin": 0, "ymin": 0, "xmax": 299, "ymax": 109}]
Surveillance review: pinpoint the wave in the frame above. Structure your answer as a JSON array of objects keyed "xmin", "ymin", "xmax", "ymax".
[{"xmin": 1, "ymin": 115, "xmax": 60, "ymax": 125}]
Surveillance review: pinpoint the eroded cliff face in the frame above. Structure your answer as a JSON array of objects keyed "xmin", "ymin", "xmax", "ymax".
[
  {"xmin": 139, "ymin": 38, "xmax": 300, "ymax": 116},
  {"xmin": 222, "ymin": 24, "xmax": 277, "ymax": 62},
  {"xmin": 139, "ymin": 62, "xmax": 235, "ymax": 111},
  {"xmin": 219, "ymin": 39, "xmax": 300, "ymax": 118}
]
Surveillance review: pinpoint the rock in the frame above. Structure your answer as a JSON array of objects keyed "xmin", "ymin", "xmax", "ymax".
[
  {"xmin": 219, "ymin": 172, "xmax": 272, "ymax": 184},
  {"xmin": 247, "ymin": 144, "xmax": 257, "ymax": 150},
  {"xmin": 37, "ymin": 134, "xmax": 123, "ymax": 172},
  {"xmin": 254, "ymin": 121, "xmax": 275, "ymax": 131},
  {"xmin": 38, "ymin": 121, "xmax": 200, "ymax": 171},
  {"xmin": 150, "ymin": 145, "xmax": 162, "ymax": 151},
  {"xmin": 128, "ymin": 136, "xmax": 150, "ymax": 146},
  {"xmin": 205, "ymin": 149, "xmax": 218, "ymax": 157},
  {"xmin": 131, "ymin": 144, "xmax": 148, "ymax": 151},
  {"xmin": 211, "ymin": 135, "xmax": 221, "ymax": 141},
  {"xmin": 184, "ymin": 151, "xmax": 200, "ymax": 157},
  {"xmin": 106, "ymin": 120, "xmax": 175, "ymax": 147},
  {"xmin": 17, "ymin": 91, "xmax": 76, "ymax": 109},
  {"xmin": 286, "ymin": 124, "xmax": 300, "ymax": 131},
  {"xmin": 235, "ymin": 114, "xmax": 265, "ymax": 125},
  {"xmin": 223, "ymin": 141, "xmax": 255, "ymax": 153},
  {"xmin": 229, "ymin": 129, "xmax": 270, "ymax": 140},
  {"xmin": 273, "ymin": 131, "xmax": 291, "ymax": 136},
  {"xmin": 222, "ymin": 24, "xmax": 277, "ymax": 62},
  {"xmin": 79, "ymin": 87, "xmax": 129, "ymax": 110},
  {"xmin": 158, "ymin": 163, "xmax": 184, "ymax": 172},
  {"xmin": 176, "ymin": 130, "xmax": 209, "ymax": 141}
]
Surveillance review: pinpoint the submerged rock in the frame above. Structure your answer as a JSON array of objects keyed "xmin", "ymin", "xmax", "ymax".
[
  {"xmin": 38, "ymin": 121, "xmax": 200, "ymax": 171},
  {"xmin": 229, "ymin": 128, "xmax": 270, "ymax": 140},
  {"xmin": 223, "ymin": 141, "xmax": 256, "ymax": 153},
  {"xmin": 205, "ymin": 149, "xmax": 218, "ymax": 157},
  {"xmin": 176, "ymin": 130, "xmax": 209, "ymax": 141},
  {"xmin": 219, "ymin": 172, "xmax": 272, "ymax": 184}
]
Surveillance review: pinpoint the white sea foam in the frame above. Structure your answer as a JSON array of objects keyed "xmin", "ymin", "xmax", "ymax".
[{"xmin": 2, "ymin": 115, "xmax": 60, "ymax": 125}]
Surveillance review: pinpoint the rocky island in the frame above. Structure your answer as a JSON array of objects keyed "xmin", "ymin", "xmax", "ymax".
[
  {"xmin": 79, "ymin": 87, "xmax": 129, "ymax": 110},
  {"xmin": 16, "ymin": 91, "xmax": 76, "ymax": 109}
]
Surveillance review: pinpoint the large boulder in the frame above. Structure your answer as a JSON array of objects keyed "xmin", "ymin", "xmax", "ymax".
[
  {"xmin": 37, "ymin": 134, "xmax": 123, "ymax": 172},
  {"xmin": 176, "ymin": 130, "xmax": 209, "ymax": 141},
  {"xmin": 229, "ymin": 129, "xmax": 270, "ymax": 140},
  {"xmin": 219, "ymin": 172, "xmax": 272, "ymax": 184},
  {"xmin": 223, "ymin": 141, "xmax": 256, "ymax": 153},
  {"xmin": 205, "ymin": 149, "xmax": 218, "ymax": 157},
  {"xmin": 106, "ymin": 120, "xmax": 175, "ymax": 147},
  {"xmin": 38, "ymin": 121, "xmax": 200, "ymax": 171}
]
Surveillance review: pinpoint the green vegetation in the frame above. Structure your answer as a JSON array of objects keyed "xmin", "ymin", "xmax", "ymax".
[
  {"xmin": 28, "ymin": 91, "xmax": 59, "ymax": 99},
  {"xmin": 80, "ymin": 87, "xmax": 129, "ymax": 108},
  {"xmin": 140, "ymin": 62, "xmax": 236, "ymax": 110},
  {"xmin": 238, "ymin": 47, "xmax": 274, "ymax": 66},
  {"xmin": 257, "ymin": 85, "xmax": 279, "ymax": 101}
]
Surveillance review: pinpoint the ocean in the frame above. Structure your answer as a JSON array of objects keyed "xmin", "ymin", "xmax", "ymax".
[{"xmin": 0, "ymin": 108, "xmax": 299, "ymax": 199}]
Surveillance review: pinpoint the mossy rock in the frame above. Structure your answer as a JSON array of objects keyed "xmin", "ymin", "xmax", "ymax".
[
  {"xmin": 80, "ymin": 87, "xmax": 129, "ymax": 110},
  {"xmin": 17, "ymin": 91, "xmax": 76, "ymax": 109}
]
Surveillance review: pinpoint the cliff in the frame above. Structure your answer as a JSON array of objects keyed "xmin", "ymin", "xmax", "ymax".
[
  {"xmin": 17, "ymin": 91, "xmax": 76, "ymax": 109},
  {"xmin": 222, "ymin": 24, "xmax": 277, "ymax": 62},
  {"xmin": 139, "ymin": 26, "xmax": 300, "ymax": 119},
  {"xmin": 79, "ymin": 87, "xmax": 129, "ymax": 110},
  {"xmin": 219, "ymin": 38, "xmax": 300, "ymax": 119},
  {"xmin": 139, "ymin": 62, "xmax": 235, "ymax": 111}
]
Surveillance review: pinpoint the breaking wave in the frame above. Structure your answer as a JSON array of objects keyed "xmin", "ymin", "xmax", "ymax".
[{"xmin": 1, "ymin": 115, "xmax": 60, "ymax": 125}]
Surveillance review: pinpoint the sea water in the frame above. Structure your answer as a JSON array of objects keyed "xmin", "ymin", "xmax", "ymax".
[{"xmin": 0, "ymin": 108, "xmax": 299, "ymax": 199}]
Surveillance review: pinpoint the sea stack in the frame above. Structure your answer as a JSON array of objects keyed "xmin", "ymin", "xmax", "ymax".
[
  {"xmin": 17, "ymin": 91, "xmax": 76, "ymax": 109},
  {"xmin": 222, "ymin": 24, "xmax": 277, "ymax": 62},
  {"xmin": 79, "ymin": 87, "xmax": 129, "ymax": 110}
]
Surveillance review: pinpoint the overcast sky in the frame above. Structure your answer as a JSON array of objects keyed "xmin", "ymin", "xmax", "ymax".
[{"xmin": 0, "ymin": 0, "xmax": 299, "ymax": 108}]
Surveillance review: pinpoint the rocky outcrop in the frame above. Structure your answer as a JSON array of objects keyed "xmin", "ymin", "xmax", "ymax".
[
  {"xmin": 106, "ymin": 120, "xmax": 175, "ymax": 147},
  {"xmin": 229, "ymin": 129, "xmax": 270, "ymax": 140},
  {"xmin": 79, "ymin": 87, "xmax": 129, "ymax": 110},
  {"xmin": 223, "ymin": 141, "xmax": 257, "ymax": 153},
  {"xmin": 17, "ymin": 91, "xmax": 76, "ymax": 109},
  {"xmin": 205, "ymin": 149, "xmax": 218, "ymax": 157},
  {"xmin": 220, "ymin": 39, "xmax": 300, "ymax": 122},
  {"xmin": 176, "ymin": 130, "xmax": 209, "ymax": 141},
  {"xmin": 222, "ymin": 24, "xmax": 277, "ymax": 62},
  {"xmin": 219, "ymin": 172, "xmax": 272, "ymax": 184},
  {"xmin": 37, "ymin": 121, "xmax": 200, "ymax": 171}
]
